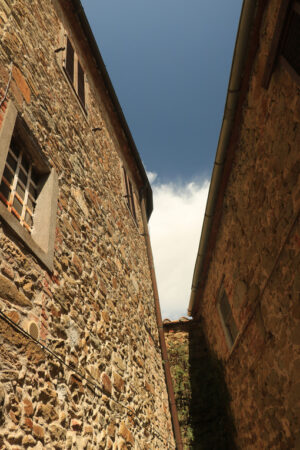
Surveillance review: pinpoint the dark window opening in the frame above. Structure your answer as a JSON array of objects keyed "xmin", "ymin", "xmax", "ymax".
[
  {"xmin": 129, "ymin": 181, "xmax": 137, "ymax": 222},
  {"xmin": 122, "ymin": 167, "xmax": 137, "ymax": 224},
  {"xmin": 77, "ymin": 61, "xmax": 85, "ymax": 107},
  {"xmin": 63, "ymin": 35, "xmax": 86, "ymax": 110},
  {"xmin": 219, "ymin": 290, "xmax": 238, "ymax": 349},
  {"xmin": 65, "ymin": 37, "xmax": 74, "ymax": 83}
]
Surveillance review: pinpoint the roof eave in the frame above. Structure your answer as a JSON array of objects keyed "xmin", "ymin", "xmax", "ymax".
[
  {"xmin": 188, "ymin": 0, "xmax": 259, "ymax": 316},
  {"xmin": 70, "ymin": 0, "xmax": 153, "ymax": 219}
]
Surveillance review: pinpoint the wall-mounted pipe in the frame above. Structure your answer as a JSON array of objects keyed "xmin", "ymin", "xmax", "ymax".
[
  {"xmin": 140, "ymin": 195, "xmax": 183, "ymax": 450},
  {"xmin": 188, "ymin": 0, "xmax": 258, "ymax": 316}
]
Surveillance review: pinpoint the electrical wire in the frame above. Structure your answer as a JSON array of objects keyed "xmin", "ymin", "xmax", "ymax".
[{"xmin": 0, "ymin": 308, "xmax": 176, "ymax": 448}]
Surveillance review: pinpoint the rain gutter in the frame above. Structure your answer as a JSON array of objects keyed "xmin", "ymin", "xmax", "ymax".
[
  {"xmin": 70, "ymin": 0, "xmax": 153, "ymax": 220},
  {"xmin": 188, "ymin": 0, "xmax": 258, "ymax": 316}
]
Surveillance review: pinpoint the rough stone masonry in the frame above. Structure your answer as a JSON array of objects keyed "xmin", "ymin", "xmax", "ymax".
[
  {"xmin": 0, "ymin": 0, "xmax": 175, "ymax": 448},
  {"xmin": 189, "ymin": 0, "xmax": 300, "ymax": 448}
]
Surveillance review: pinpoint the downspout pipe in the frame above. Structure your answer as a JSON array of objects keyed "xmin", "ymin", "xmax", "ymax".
[
  {"xmin": 188, "ymin": 0, "xmax": 257, "ymax": 316},
  {"xmin": 140, "ymin": 195, "xmax": 183, "ymax": 450}
]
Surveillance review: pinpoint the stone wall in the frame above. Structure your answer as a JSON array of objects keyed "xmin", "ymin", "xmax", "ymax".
[
  {"xmin": 0, "ymin": 0, "xmax": 175, "ymax": 448},
  {"xmin": 164, "ymin": 320, "xmax": 192, "ymax": 448},
  {"xmin": 164, "ymin": 319, "xmax": 237, "ymax": 449},
  {"xmin": 194, "ymin": 0, "xmax": 300, "ymax": 448}
]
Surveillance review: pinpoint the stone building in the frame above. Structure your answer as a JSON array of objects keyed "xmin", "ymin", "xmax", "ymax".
[
  {"xmin": 0, "ymin": 0, "xmax": 181, "ymax": 448},
  {"xmin": 163, "ymin": 318, "xmax": 237, "ymax": 449},
  {"xmin": 187, "ymin": 0, "xmax": 300, "ymax": 448}
]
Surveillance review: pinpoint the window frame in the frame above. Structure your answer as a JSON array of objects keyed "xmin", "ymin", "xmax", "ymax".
[
  {"xmin": 217, "ymin": 285, "xmax": 238, "ymax": 350},
  {"xmin": 0, "ymin": 101, "xmax": 58, "ymax": 271},
  {"xmin": 0, "ymin": 140, "xmax": 39, "ymax": 233},
  {"xmin": 62, "ymin": 34, "xmax": 87, "ymax": 112},
  {"xmin": 262, "ymin": 0, "xmax": 300, "ymax": 88},
  {"xmin": 122, "ymin": 166, "xmax": 138, "ymax": 224}
]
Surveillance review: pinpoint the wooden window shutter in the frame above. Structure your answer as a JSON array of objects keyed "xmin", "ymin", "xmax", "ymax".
[
  {"xmin": 77, "ymin": 60, "xmax": 85, "ymax": 107},
  {"xmin": 65, "ymin": 37, "xmax": 74, "ymax": 83}
]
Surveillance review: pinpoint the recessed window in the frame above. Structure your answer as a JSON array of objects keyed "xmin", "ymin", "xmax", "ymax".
[
  {"xmin": 0, "ymin": 138, "xmax": 39, "ymax": 233},
  {"xmin": 0, "ymin": 101, "xmax": 58, "ymax": 271},
  {"xmin": 122, "ymin": 166, "xmax": 137, "ymax": 223},
  {"xmin": 218, "ymin": 288, "xmax": 238, "ymax": 349},
  {"xmin": 63, "ymin": 35, "xmax": 86, "ymax": 109}
]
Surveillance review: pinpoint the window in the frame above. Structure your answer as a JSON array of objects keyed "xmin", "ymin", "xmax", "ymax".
[
  {"xmin": 0, "ymin": 137, "xmax": 39, "ymax": 233},
  {"xmin": 122, "ymin": 167, "xmax": 137, "ymax": 223},
  {"xmin": 263, "ymin": 0, "xmax": 300, "ymax": 87},
  {"xmin": 63, "ymin": 35, "xmax": 86, "ymax": 109},
  {"xmin": 0, "ymin": 101, "xmax": 58, "ymax": 271},
  {"xmin": 218, "ymin": 288, "xmax": 238, "ymax": 349}
]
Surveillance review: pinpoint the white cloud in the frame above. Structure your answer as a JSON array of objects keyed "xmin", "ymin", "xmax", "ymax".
[
  {"xmin": 148, "ymin": 178, "xmax": 209, "ymax": 320},
  {"xmin": 146, "ymin": 171, "xmax": 157, "ymax": 184}
]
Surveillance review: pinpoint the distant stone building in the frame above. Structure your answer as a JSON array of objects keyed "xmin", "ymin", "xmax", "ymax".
[
  {"xmin": 188, "ymin": 0, "xmax": 300, "ymax": 448},
  {"xmin": 0, "ymin": 0, "xmax": 181, "ymax": 448},
  {"xmin": 164, "ymin": 318, "xmax": 237, "ymax": 450},
  {"xmin": 163, "ymin": 319, "xmax": 193, "ymax": 448}
]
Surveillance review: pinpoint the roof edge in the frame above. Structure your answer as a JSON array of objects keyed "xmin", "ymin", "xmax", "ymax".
[
  {"xmin": 70, "ymin": 0, "xmax": 153, "ymax": 219},
  {"xmin": 188, "ymin": 0, "xmax": 259, "ymax": 316}
]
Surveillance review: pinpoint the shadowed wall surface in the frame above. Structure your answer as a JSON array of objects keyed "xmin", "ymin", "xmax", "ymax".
[
  {"xmin": 190, "ymin": 0, "xmax": 300, "ymax": 447},
  {"xmin": 164, "ymin": 319, "xmax": 237, "ymax": 449}
]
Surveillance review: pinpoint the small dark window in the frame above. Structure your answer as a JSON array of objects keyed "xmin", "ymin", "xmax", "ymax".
[
  {"xmin": 129, "ymin": 181, "xmax": 137, "ymax": 222},
  {"xmin": 218, "ymin": 289, "xmax": 238, "ymax": 349},
  {"xmin": 65, "ymin": 37, "xmax": 75, "ymax": 83},
  {"xmin": 123, "ymin": 167, "xmax": 130, "ymax": 210},
  {"xmin": 63, "ymin": 35, "xmax": 86, "ymax": 111},
  {"xmin": 122, "ymin": 167, "xmax": 137, "ymax": 224},
  {"xmin": 77, "ymin": 61, "xmax": 85, "ymax": 107}
]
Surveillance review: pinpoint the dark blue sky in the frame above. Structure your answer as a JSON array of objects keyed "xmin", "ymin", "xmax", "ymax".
[{"xmin": 81, "ymin": 0, "xmax": 243, "ymax": 183}]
